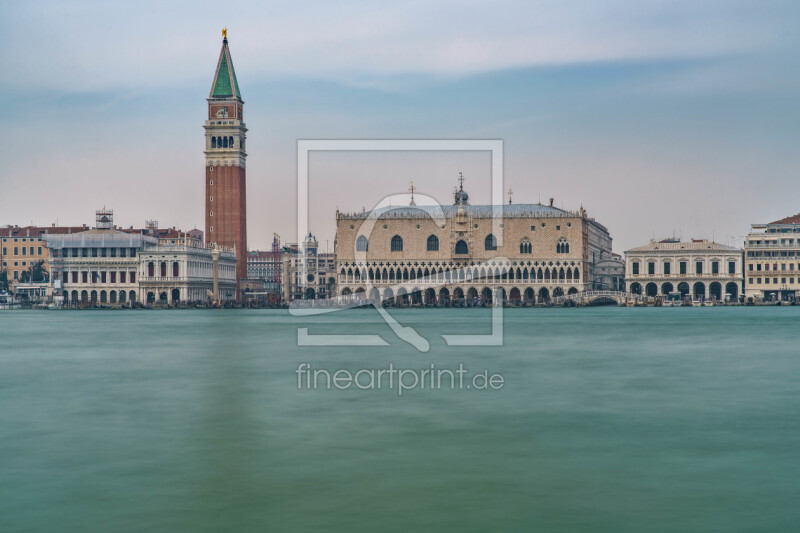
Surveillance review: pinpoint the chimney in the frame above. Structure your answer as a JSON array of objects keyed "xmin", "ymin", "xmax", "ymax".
[{"xmin": 549, "ymin": 198, "xmax": 554, "ymax": 207}]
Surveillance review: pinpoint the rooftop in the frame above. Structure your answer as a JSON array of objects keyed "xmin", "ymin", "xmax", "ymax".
[
  {"xmin": 769, "ymin": 213, "xmax": 800, "ymax": 225},
  {"xmin": 626, "ymin": 239, "xmax": 741, "ymax": 253},
  {"xmin": 210, "ymin": 32, "xmax": 241, "ymax": 99},
  {"xmin": 337, "ymin": 203, "xmax": 579, "ymax": 220}
]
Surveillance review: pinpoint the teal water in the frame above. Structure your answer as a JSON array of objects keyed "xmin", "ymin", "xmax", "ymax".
[{"xmin": 1, "ymin": 308, "xmax": 799, "ymax": 532}]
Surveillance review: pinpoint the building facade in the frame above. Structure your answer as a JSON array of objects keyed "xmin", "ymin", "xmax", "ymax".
[
  {"xmin": 281, "ymin": 234, "xmax": 336, "ymax": 301},
  {"xmin": 1, "ymin": 224, "xmax": 84, "ymax": 290},
  {"xmin": 45, "ymin": 210, "xmax": 237, "ymax": 306},
  {"xmin": 205, "ymin": 29, "xmax": 248, "ymax": 294},
  {"xmin": 45, "ymin": 211, "xmax": 156, "ymax": 306},
  {"xmin": 334, "ymin": 183, "xmax": 613, "ymax": 305},
  {"xmin": 138, "ymin": 243, "xmax": 237, "ymax": 304},
  {"xmin": 744, "ymin": 213, "xmax": 800, "ymax": 302},
  {"xmin": 625, "ymin": 239, "xmax": 743, "ymax": 301},
  {"xmin": 593, "ymin": 253, "xmax": 625, "ymax": 292},
  {"xmin": 246, "ymin": 235, "xmax": 282, "ymax": 295}
]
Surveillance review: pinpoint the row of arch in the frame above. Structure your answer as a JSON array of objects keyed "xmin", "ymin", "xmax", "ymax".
[
  {"xmin": 211, "ymin": 136, "xmax": 235, "ymax": 149},
  {"xmin": 339, "ymin": 265, "xmax": 581, "ymax": 284},
  {"xmin": 357, "ymin": 234, "xmax": 569, "ymax": 255},
  {"xmin": 339, "ymin": 285, "xmax": 581, "ymax": 304},
  {"xmin": 629, "ymin": 281, "xmax": 740, "ymax": 300},
  {"xmin": 67, "ymin": 290, "xmax": 137, "ymax": 304}
]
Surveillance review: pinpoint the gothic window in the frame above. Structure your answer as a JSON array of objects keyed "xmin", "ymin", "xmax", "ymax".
[
  {"xmin": 455, "ymin": 240, "xmax": 468, "ymax": 254},
  {"xmin": 356, "ymin": 235, "xmax": 369, "ymax": 252},
  {"xmin": 229, "ymin": 136, "xmax": 234, "ymax": 148},
  {"xmin": 427, "ymin": 234, "xmax": 439, "ymax": 251},
  {"xmin": 520, "ymin": 238, "xmax": 532, "ymax": 254},
  {"xmin": 556, "ymin": 238, "xmax": 569, "ymax": 254},
  {"xmin": 222, "ymin": 136, "xmax": 228, "ymax": 148},
  {"xmin": 485, "ymin": 234, "xmax": 498, "ymax": 251},
  {"xmin": 391, "ymin": 235, "xmax": 403, "ymax": 252},
  {"xmin": 211, "ymin": 137, "xmax": 217, "ymax": 148}
]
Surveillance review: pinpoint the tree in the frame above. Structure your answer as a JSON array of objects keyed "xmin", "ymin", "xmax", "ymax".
[{"xmin": 19, "ymin": 261, "xmax": 49, "ymax": 283}]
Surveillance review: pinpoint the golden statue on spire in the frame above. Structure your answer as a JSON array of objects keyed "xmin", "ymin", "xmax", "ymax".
[{"xmin": 222, "ymin": 28, "xmax": 228, "ymax": 39}]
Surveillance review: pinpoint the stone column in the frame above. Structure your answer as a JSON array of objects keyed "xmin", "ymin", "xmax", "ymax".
[
  {"xmin": 212, "ymin": 247, "xmax": 220, "ymax": 303},
  {"xmin": 281, "ymin": 250, "xmax": 291, "ymax": 303}
]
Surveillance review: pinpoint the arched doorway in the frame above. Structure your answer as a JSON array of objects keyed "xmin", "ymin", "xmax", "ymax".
[
  {"xmin": 172, "ymin": 288, "xmax": 181, "ymax": 303},
  {"xmin": 497, "ymin": 287, "xmax": 507, "ymax": 303},
  {"xmin": 538, "ymin": 287, "xmax": 550, "ymax": 303},
  {"xmin": 709, "ymin": 282, "xmax": 722, "ymax": 301},
  {"xmin": 109, "ymin": 291, "xmax": 117, "ymax": 304},
  {"xmin": 438, "ymin": 287, "xmax": 450, "ymax": 305},
  {"xmin": 630, "ymin": 282, "xmax": 642, "ymax": 295},
  {"xmin": 305, "ymin": 287, "xmax": 316, "ymax": 300},
  {"xmin": 509, "ymin": 287, "xmax": 521, "ymax": 302},
  {"xmin": 480, "ymin": 287, "xmax": 492, "ymax": 304},
  {"xmin": 411, "ymin": 288, "xmax": 423, "ymax": 305},
  {"xmin": 147, "ymin": 292, "xmax": 156, "ymax": 304},
  {"xmin": 678, "ymin": 282, "xmax": 690, "ymax": 298},
  {"xmin": 424, "ymin": 288, "xmax": 436, "ymax": 305},
  {"xmin": 725, "ymin": 282, "xmax": 739, "ymax": 301},
  {"xmin": 90, "ymin": 290, "xmax": 98, "ymax": 303},
  {"xmin": 661, "ymin": 282, "xmax": 674, "ymax": 296},
  {"xmin": 452, "ymin": 287, "xmax": 464, "ymax": 302},
  {"xmin": 81, "ymin": 290, "xmax": 88, "ymax": 303},
  {"xmin": 567, "ymin": 287, "xmax": 579, "ymax": 295},
  {"xmin": 383, "ymin": 287, "xmax": 395, "ymax": 306},
  {"xmin": 369, "ymin": 287, "xmax": 380, "ymax": 303},
  {"xmin": 129, "ymin": 291, "xmax": 136, "ymax": 303},
  {"xmin": 71, "ymin": 290, "xmax": 79, "ymax": 303},
  {"xmin": 693, "ymin": 282, "xmax": 705, "ymax": 300},
  {"xmin": 645, "ymin": 283, "xmax": 658, "ymax": 297},
  {"xmin": 467, "ymin": 287, "xmax": 478, "ymax": 304},
  {"xmin": 524, "ymin": 287, "xmax": 535, "ymax": 303},
  {"xmin": 552, "ymin": 287, "xmax": 564, "ymax": 298},
  {"xmin": 354, "ymin": 287, "xmax": 366, "ymax": 303},
  {"xmin": 159, "ymin": 292, "xmax": 168, "ymax": 302},
  {"xmin": 397, "ymin": 287, "xmax": 408, "ymax": 306},
  {"xmin": 100, "ymin": 290, "xmax": 107, "ymax": 303},
  {"xmin": 119, "ymin": 291, "xmax": 126, "ymax": 304}
]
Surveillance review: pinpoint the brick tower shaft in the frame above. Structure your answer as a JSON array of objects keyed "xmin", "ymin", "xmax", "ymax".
[{"xmin": 204, "ymin": 29, "xmax": 247, "ymax": 297}]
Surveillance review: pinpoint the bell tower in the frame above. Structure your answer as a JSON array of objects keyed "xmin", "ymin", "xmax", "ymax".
[{"xmin": 205, "ymin": 28, "xmax": 247, "ymax": 297}]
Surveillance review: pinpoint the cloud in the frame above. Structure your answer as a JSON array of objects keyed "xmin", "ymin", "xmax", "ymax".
[{"xmin": 2, "ymin": 0, "xmax": 794, "ymax": 93}]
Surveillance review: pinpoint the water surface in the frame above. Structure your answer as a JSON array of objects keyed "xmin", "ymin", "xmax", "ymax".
[{"xmin": 1, "ymin": 308, "xmax": 799, "ymax": 532}]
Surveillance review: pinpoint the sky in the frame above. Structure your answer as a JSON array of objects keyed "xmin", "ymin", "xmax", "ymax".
[{"xmin": 1, "ymin": 0, "xmax": 799, "ymax": 252}]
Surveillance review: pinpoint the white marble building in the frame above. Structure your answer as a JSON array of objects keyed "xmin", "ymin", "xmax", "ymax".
[
  {"xmin": 744, "ymin": 213, "xmax": 800, "ymax": 302},
  {"xmin": 625, "ymin": 239, "xmax": 743, "ymax": 301}
]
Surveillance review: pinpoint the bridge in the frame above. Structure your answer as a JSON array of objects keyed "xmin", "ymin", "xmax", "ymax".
[{"xmin": 550, "ymin": 290, "xmax": 642, "ymax": 306}]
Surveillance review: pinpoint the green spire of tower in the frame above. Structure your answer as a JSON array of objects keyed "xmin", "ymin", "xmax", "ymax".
[{"xmin": 210, "ymin": 29, "xmax": 241, "ymax": 99}]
